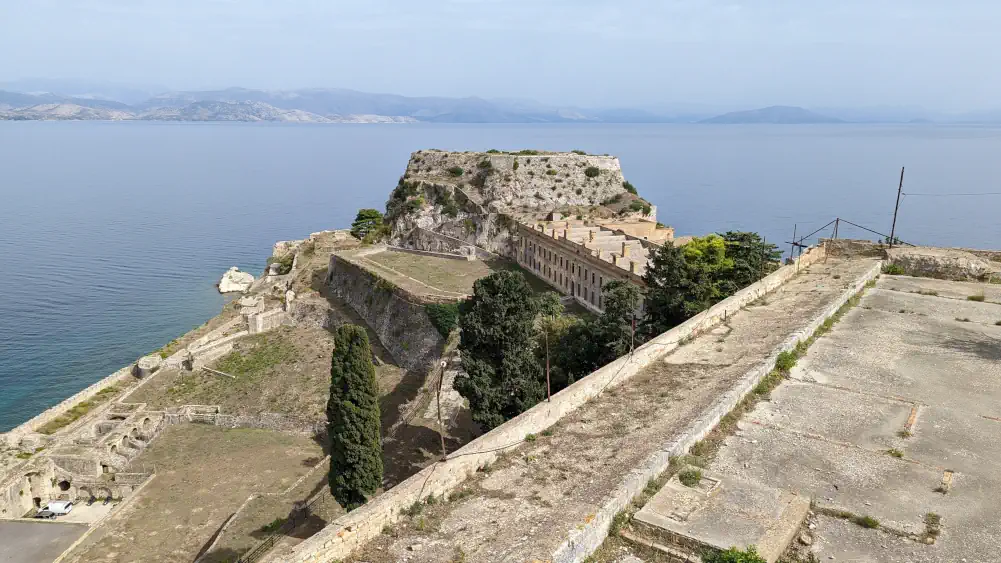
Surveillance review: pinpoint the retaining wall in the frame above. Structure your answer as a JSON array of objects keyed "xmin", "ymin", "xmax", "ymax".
[
  {"xmin": 272, "ymin": 245, "xmax": 829, "ymax": 563},
  {"xmin": 823, "ymin": 238, "xmax": 1001, "ymax": 263},
  {"xmin": 1, "ymin": 366, "xmax": 134, "ymax": 447},
  {"xmin": 163, "ymin": 407, "xmax": 324, "ymax": 437},
  {"xmin": 326, "ymin": 254, "xmax": 447, "ymax": 373},
  {"xmin": 386, "ymin": 245, "xmax": 475, "ymax": 261}
]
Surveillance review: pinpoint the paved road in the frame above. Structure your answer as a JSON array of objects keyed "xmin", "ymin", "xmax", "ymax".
[{"xmin": 0, "ymin": 520, "xmax": 87, "ymax": 563}]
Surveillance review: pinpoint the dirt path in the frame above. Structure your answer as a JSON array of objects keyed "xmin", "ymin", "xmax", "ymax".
[{"xmin": 345, "ymin": 258, "xmax": 879, "ymax": 563}]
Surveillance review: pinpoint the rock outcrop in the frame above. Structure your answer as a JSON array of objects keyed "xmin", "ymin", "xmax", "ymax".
[
  {"xmin": 386, "ymin": 150, "xmax": 651, "ymax": 258},
  {"xmin": 218, "ymin": 266, "xmax": 255, "ymax": 293},
  {"xmin": 886, "ymin": 247, "xmax": 996, "ymax": 280}
]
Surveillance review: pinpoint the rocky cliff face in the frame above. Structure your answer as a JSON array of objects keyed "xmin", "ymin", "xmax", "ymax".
[{"xmin": 386, "ymin": 150, "xmax": 643, "ymax": 257}]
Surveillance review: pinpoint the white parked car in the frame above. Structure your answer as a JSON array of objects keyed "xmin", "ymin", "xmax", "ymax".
[{"xmin": 43, "ymin": 501, "xmax": 74, "ymax": 515}]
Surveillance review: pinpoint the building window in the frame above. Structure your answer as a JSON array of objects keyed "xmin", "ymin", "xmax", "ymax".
[
  {"xmin": 592, "ymin": 272, "xmax": 596, "ymax": 284},
  {"xmin": 584, "ymin": 287, "xmax": 588, "ymax": 300}
]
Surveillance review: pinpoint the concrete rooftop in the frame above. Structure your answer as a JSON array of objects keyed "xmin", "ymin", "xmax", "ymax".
[{"xmin": 711, "ymin": 274, "xmax": 1001, "ymax": 562}]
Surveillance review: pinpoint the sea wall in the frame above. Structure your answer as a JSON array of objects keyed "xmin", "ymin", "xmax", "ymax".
[
  {"xmin": 273, "ymin": 245, "xmax": 829, "ymax": 563},
  {"xmin": 1, "ymin": 366, "xmax": 134, "ymax": 448},
  {"xmin": 325, "ymin": 254, "xmax": 447, "ymax": 373}
]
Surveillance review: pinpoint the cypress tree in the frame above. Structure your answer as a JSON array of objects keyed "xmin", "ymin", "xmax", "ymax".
[{"xmin": 327, "ymin": 324, "xmax": 383, "ymax": 510}]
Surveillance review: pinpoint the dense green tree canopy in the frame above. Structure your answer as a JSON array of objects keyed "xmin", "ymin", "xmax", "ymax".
[
  {"xmin": 350, "ymin": 208, "xmax": 384, "ymax": 240},
  {"xmin": 455, "ymin": 271, "xmax": 544, "ymax": 430},
  {"xmin": 327, "ymin": 324, "xmax": 383, "ymax": 510}
]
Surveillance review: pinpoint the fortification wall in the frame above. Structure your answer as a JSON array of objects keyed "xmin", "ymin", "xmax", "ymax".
[
  {"xmin": 1, "ymin": 366, "xmax": 134, "ymax": 448},
  {"xmin": 325, "ymin": 254, "xmax": 446, "ymax": 373},
  {"xmin": 822, "ymin": 238, "xmax": 1001, "ymax": 263},
  {"xmin": 272, "ymin": 245, "xmax": 829, "ymax": 563},
  {"xmin": 163, "ymin": 407, "xmax": 324, "ymax": 437}
]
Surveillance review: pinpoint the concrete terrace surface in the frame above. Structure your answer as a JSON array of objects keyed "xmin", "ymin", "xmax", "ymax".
[
  {"xmin": 343, "ymin": 258, "xmax": 879, "ymax": 563},
  {"xmin": 0, "ymin": 520, "xmax": 87, "ymax": 563},
  {"xmin": 711, "ymin": 274, "xmax": 1001, "ymax": 562}
]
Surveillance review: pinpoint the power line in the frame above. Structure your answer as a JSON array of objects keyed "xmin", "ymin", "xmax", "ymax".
[{"xmin": 903, "ymin": 192, "xmax": 1001, "ymax": 197}]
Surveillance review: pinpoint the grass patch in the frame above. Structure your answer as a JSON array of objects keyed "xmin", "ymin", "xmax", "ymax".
[
  {"xmin": 259, "ymin": 517, "xmax": 287, "ymax": 534},
  {"xmin": 703, "ymin": 546, "xmax": 767, "ymax": 563},
  {"xmin": 917, "ymin": 289, "xmax": 939, "ymax": 296},
  {"xmin": 15, "ymin": 452, "xmax": 33, "ymax": 460},
  {"xmin": 896, "ymin": 429, "xmax": 912, "ymax": 438},
  {"xmin": 214, "ymin": 334, "xmax": 297, "ymax": 378},
  {"xmin": 37, "ymin": 385, "xmax": 121, "ymax": 435},
  {"xmin": 853, "ymin": 515, "xmax": 881, "ymax": 529},
  {"xmin": 882, "ymin": 264, "xmax": 906, "ymax": 275},
  {"xmin": 524, "ymin": 433, "xmax": 537, "ymax": 442},
  {"xmin": 924, "ymin": 512, "xmax": 942, "ymax": 537},
  {"xmin": 678, "ymin": 468, "xmax": 702, "ymax": 487},
  {"xmin": 540, "ymin": 429, "xmax": 553, "ymax": 437},
  {"xmin": 886, "ymin": 448, "xmax": 904, "ymax": 458},
  {"xmin": 968, "ymin": 293, "xmax": 986, "ymax": 302}
]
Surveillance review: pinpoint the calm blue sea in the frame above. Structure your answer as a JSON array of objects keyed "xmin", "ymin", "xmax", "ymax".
[{"xmin": 2, "ymin": 122, "xmax": 1001, "ymax": 431}]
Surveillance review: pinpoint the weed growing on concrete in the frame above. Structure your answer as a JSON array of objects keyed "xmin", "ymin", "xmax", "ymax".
[
  {"xmin": 887, "ymin": 448, "xmax": 904, "ymax": 458},
  {"xmin": 832, "ymin": 274, "xmax": 841, "ymax": 279},
  {"xmin": 968, "ymin": 293, "xmax": 986, "ymax": 302},
  {"xmin": 882, "ymin": 264, "xmax": 906, "ymax": 275},
  {"xmin": 451, "ymin": 546, "xmax": 469, "ymax": 562},
  {"xmin": 703, "ymin": 546, "xmax": 767, "ymax": 563},
  {"xmin": 924, "ymin": 512, "xmax": 942, "ymax": 538},
  {"xmin": 933, "ymin": 484, "xmax": 949, "ymax": 494},
  {"xmin": 898, "ymin": 309, "xmax": 908, "ymax": 314},
  {"xmin": 448, "ymin": 488, "xmax": 474, "ymax": 502},
  {"xmin": 404, "ymin": 499, "xmax": 424, "ymax": 517},
  {"xmin": 540, "ymin": 429, "xmax": 553, "ymax": 437},
  {"xmin": 14, "ymin": 452, "xmax": 32, "ymax": 460},
  {"xmin": 609, "ymin": 510, "xmax": 631, "ymax": 535},
  {"xmin": 866, "ymin": 279, "xmax": 878, "ymax": 288},
  {"xmin": 854, "ymin": 515, "xmax": 880, "ymax": 529},
  {"xmin": 955, "ymin": 317, "xmax": 972, "ymax": 323},
  {"xmin": 679, "ymin": 468, "xmax": 703, "ymax": 487},
  {"xmin": 775, "ymin": 350, "xmax": 798, "ymax": 372},
  {"xmin": 916, "ymin": 289, "xmax": 939, "ymax": 296},
  {"xmin": 897, "ymin": 429, "xmax": 912, "ymax": 438}
]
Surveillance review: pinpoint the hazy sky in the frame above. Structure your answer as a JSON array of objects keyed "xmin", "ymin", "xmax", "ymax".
[{"xmin": 2, "ymin": 0, "xmax": 998, "ymax": 111}]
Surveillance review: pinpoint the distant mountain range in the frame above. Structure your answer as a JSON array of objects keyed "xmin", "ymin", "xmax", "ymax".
[
  {"xmin": 1, "ymin": 82, "xmax": 1000, "ymax": 124},
  {"xmin": 699, "ymin": 105, "xmax": 843, "ymax": 124}
]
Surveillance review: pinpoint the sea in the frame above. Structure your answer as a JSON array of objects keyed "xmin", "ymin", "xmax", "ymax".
[{"xmin": 2, "ymin": 121, "xmax": 1001, "ymax": 431}]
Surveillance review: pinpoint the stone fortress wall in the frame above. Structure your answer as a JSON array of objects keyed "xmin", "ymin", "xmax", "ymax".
[{"xmin": 272, "ymin": 244, "xmax": 838, "ymax": 563}]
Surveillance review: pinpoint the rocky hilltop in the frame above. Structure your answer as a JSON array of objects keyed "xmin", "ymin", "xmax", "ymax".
[{"xmin": 385, "ymin": 149, "xmax": 654, "ymax": 254}]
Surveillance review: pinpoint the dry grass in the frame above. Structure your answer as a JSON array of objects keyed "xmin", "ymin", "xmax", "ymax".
[{"xmin": 62, "ymin": 425, "xmax": 323, "ymax": 563}]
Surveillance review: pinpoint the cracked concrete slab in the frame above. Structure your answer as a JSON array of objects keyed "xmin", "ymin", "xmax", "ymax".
[{"xmin": 711, "ymin": 273, "xmax": 1001, "ymax": 562}]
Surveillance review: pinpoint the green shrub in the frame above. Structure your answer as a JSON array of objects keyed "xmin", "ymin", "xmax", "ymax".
[
  {"xmin": 775, "ymin": 350, "xmax": 797, "ymax": 372},
  {"xmin": 702, "ymin": 546, "xmax": 767, "ymax": 563},
  {"xmin": 622, "ymin": 180, "xmax": 638, "ymax": 194},
  {"xmin": 425, "ymin": 303, "xmax": 460, "ymax": 337},
  {"xmin": 486, "ymin": 149, "xmax": 501, "ymax": 154},
  {"xmin": 477, "ymin": 159, "xmax": 492, "ymax": 169},
  {"xmin": 584, "ymin": 166, "xmax": 600, "ymax": 178},
  {"xmin": 512, "ymin": 159, "xmax": 519, "ymax": 170},
  {"xmin": 882, "ymin": 263, "xmax": 906, "ymax": 275},
  {"xmin": 575, "ymin": 188, "xmax": 583, "ymax": 195},
  {"xmin": 678, "ymin": 468, "xmax": 702, "ymax": 487},
  {"xmin": 546, "ymin": 169, "xmax": 557, "ymax": 176},
  {"xmin": 571, "ymin": 149, "xmax": 587, "ymax": 155},
  {"xmin": 448, "ymin": 166, "xmax": 464, "ymax": 177},
  {"xmin": 516, "ymin": 149, "xmax": 540, "ymax": 156},
  {"xmin": 968, "ymin": 293, "xmax": 986, "ymax": 302},
  {"xmin": 266, "ymin": 252, "xmax": 295, "ymax": 275},
  {"xmin": 602, "ymin": 194, "xmax": 623, "ymax": 206}
]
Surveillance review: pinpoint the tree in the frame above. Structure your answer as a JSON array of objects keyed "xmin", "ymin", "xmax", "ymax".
[
  {"xmin": 642, "ymin": 235, "xmax": 733, "ymax": 336},
  {"xmin": 455, "ymin": 271, "xmax": 543, "ymax": 430},
  {"xmin": 591, "ymin": 281, "xmax": 642, "ymax": 364},
  {"xmin": 718, "ymin": 232, "xmax": 781, "ymax": 296},
  {"xmin": 350, "ymin": 209, "xmax": 384, "ymax": 240},
  {"xmin": 327, "ymin": 325, "xmax": 383, "ymax": 510}
]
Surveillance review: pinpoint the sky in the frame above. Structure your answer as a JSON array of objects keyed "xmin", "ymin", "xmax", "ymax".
[{"xmin": 2, "ymin": 0, "xmax": 998, "ymax": 112}]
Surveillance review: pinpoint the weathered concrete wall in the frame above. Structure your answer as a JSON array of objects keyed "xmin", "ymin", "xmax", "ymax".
[
  {"xmin": 248, "ymin": 308, "xmax": 289, "ymax": 334},
  {"xmin": 325, "ymin": 254, "xmax": 446, "ymax": 373},
  {"xmin": 271, "ymin": 245, "xmax": 829, "ymax": 563},
  {"xmin": 385, "ymin": 245, "xmax": 475, "ymax": 261},
  {"xmin": 163, "ymin": 407, "xmax": 324, "ymax": 437},
  {"xmin": 823, "ymin": 238, "xmax": 1001, "ymax": 264}
]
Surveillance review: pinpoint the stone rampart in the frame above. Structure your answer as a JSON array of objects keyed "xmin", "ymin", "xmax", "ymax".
[
  {"xmin": 163, "ymin": 406, "xmax": 324, "ymax": 437},
  {"xmin": 385, "ymin": 245, "xmax": 474, "ymax": 261},
  {"xmin": 1, "ymin": 366, "xmax": 133, "ymax": 447},
  {"xmin": 248, "ymin": 308, "xmax": 289, "ymax": 334},
  {"xmin": 271, "ymin": 245, "xmax": 829, "ymax": 563},
  {"xmin": 823, "ymin": 238, "xmax": 1001, "ymax": 264},
  {"xmin": 326, "ymin": 253, "xmax": 447, "ymax": 373}
]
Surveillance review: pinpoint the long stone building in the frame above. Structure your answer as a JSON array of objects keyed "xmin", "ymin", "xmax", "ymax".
[{"xmin": 515, "ymin": 215, "xmax": 678, "ymax": 312}]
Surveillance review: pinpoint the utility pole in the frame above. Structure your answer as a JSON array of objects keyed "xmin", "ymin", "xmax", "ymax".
[
  {"xmin": 545, "ymin": 328, "xmax": 551, "ymax": 402},
  {"xmin": 833, "ymin": 218, "xmax": 839, "ymax": 240},
  {"xmin": 630, "ymin": 314, "xmax": 636, "ymax": 356},
  {"xmin": 889, "ymin": 167, "xmax": 905, "ymax": 248},
  {"xmin": 436, "ymin": 359, "xmax": 448, "ymax": 460},
  {"xmin": 789, "ymin": 224, "xmax": 797, "ymax": 264}
]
